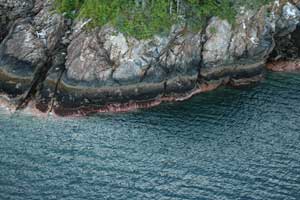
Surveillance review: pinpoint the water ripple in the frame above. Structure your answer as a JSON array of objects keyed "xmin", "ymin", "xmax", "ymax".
[{"xmin": 0, "ymin": 72, "xmax": 300, "ymax": 200}]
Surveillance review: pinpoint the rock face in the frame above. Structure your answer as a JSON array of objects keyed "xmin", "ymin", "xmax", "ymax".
[
  {"xmin": 0, "ymin": 0, "xmax": 65, "ymax": 100},
  {"xmin": 1, "ymin": 0, "xmax": 65, "ymax": 64},
  {"xmin": 0, "ymin": 0, "xmax": 33, "ymax": 41},
  {"xmin": 0, "ymin": 0, "xmax": 300, "ymax": 116},
  {"xmin": 65, "ymin": 24, "xmax": 202, "ymax": 85}
]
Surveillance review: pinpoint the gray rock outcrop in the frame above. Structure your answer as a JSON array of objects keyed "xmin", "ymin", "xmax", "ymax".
[{"xmin": 0, "ymin": 0, "xmax": 300, "ymax": 115}]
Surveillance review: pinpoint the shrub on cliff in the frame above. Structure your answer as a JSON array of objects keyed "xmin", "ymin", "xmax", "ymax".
[{"xmin": 55, "ymin": 0, "xmax": 271, "ymax": 39}]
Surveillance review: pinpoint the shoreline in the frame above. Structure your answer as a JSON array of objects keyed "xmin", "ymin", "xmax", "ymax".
[
  {"xmin": 1, "ymin": 0, "xmax": 300, "ymax": 118},
  {"xmin": 0, "ymin": 81, "xmax": 223, "ymax": 117},
  {"xmin": 52, "ymin": 81, "xmax": 223, "ymax": 117},
  {"xmin": 266, "ymin": 60, "xmax": 300, "ymax": 72},
  {"xmin": 1, "ymin": 62, "xmax": 299, "ymax": 117}
]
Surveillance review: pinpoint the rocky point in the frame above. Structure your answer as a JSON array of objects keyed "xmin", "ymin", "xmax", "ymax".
[{"xmin": 0, "ymin": 0, "xmax": 300, "ymax": 116}]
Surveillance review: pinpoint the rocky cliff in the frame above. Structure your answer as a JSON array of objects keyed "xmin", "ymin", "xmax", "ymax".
[{"xmin": 0, "ymin": 0, "xmax": 300, "ymax": 116}]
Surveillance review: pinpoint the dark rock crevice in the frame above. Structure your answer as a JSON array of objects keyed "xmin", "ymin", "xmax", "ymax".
[
  {"xmin": 15, "ymin": 55, "xmax": 50, "ymax": 109},
  {"xmin": 197, "ymin": 17, "xmax": 210, "ymax": 84},
  {"xmin": 266, "ymin": 23, "xmax": 300, "ymax": 72},
  {"xmin": 269, "ymin": 24, "xmax": 300, "ymax": 61},
  {"xmin": 48, "ymin": 66, "xmax": 66, "ymax": 113}
]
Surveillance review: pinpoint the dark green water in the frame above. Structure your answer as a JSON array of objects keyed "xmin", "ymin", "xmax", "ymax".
[{"xmin": 1, "ymin": 73, "xmax": 300, "ymax": 200}]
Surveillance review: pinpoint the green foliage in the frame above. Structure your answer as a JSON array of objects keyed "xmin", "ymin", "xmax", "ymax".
[
  {"xmin": 209, "ymin": 26, "xmax": 217, "ymax": 35},
  {"xmin": 184, "ymin": 0, "xmax": 236, "ymax": 31},
  {"xmin": 54, "ymin": 0, "xmax": 271, "ymax": 39},
  {"xmin": 230, "ymin": 0, "xmax": 273, "ymax": 10},
  {"xmin": 54, "ymin": 0, "xmax": 84, "ymax": 18}
]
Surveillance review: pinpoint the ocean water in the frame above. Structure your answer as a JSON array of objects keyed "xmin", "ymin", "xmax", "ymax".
[{"xmin": 0, "ymin": 72, "xmax": 300, "ymax": 200}]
